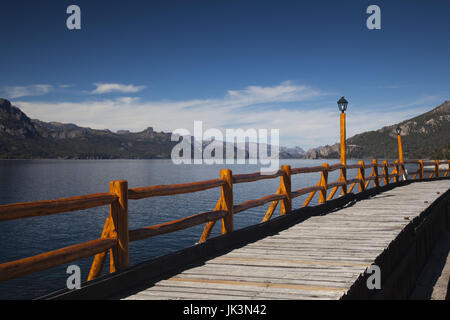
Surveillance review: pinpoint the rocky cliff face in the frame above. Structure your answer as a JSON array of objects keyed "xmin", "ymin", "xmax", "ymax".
[
  {"xmin": 279, "ymin": 146, "xmax": 306, "ymax": 158},
  {"xmin": 379, "ymin": 100, "xmax": 450, "ymax": 136},
  {"xmin": 0, "ymin": 98, "xmax": 39, "ymax": 138}
]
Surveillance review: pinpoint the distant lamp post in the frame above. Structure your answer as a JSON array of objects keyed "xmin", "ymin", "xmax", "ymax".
[
  {"xmin": 396, "ymin": 126, "xmax": 406, "ymax": 180},
  {"xmin": 337, "ymin": 97, "xmax": 348, "ymax": 165},
  {"xmin": 396, "ymin": 126, "xmax": 404, "ymax": 163}
]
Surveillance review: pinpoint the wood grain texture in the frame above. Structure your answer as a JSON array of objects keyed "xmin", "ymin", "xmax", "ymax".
[
  {"xmin": 109, "ymin": 180, "xmax": 129, "ymax": 272},
  {"xmin": 220, "ymin": 169, "xmax": 234, "ymax": 234}
]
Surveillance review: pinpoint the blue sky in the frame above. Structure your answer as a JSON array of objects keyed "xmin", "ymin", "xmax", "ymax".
[{"xmin": 1, "ymin": 0, "xmax": 449, "ymax": 148}]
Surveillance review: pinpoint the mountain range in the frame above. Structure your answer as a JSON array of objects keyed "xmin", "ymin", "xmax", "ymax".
[
  {"xmin": 0, "ymin": 98, "xmax": 176, "ymax": 159},
  {"xmin": 0, "ymin": 98, "xmax": 448, "ymax": 160}
]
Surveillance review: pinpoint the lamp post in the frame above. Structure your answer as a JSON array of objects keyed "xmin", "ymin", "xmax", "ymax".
[
  {"xmin": 396, "ymin": 126, "xmax": 407, "ymax": 180},
  {"xmin": 396, "ymin": 126, "xmax": 404, "ymax": 163},
  {"xmin": 337, "ymin": 97, "xmax": 348, "ymax": 166}
]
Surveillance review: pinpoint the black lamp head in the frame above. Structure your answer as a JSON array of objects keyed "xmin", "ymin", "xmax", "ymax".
[
  {"xmin": 396, "ymin": 126, "xmax": 401, "ymax": 135},
  {"xmin": 337, "ymin": 96, "xmax": 348, "ymax": 113}
]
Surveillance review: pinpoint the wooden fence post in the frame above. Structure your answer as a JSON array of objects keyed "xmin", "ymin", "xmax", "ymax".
[
  {"xmin": 280, "ymin": 165, "xmax": 292, "ymax": 215},
  {"xmin": 109, "ymin": 180, "xmax": 129, "ymax": 273},
  {"xmin": 435, "ymin": 160, "xmax": 440, "ymax": 178},
  {"xmin": 394, "ymin": 160, "xmax": 400, "ymax": 183},
  {"xmin": 318, "ymin": 163, "xmax": 328, "ymax": 204},
  {"xmin": 419, "ymin": 160, "xmax": 424, "ymax": 179},
  {"xmin": 446, "ymin": 160, "xmax": 450, "ymax": 177},
  {"xmin": 358, "ymin": 161, "xmax": 365, "ymax": 192},
  {"xmin": 372, "ymin": 159, "xmax": 380, "ymax": 187},
  {"xmin": 220, "ymin": 169, "xmax": 233, "ymax": 234},
  {"xmin": 340, "ymin": 165, "xmax": 347, "ymax": 195},
  {"xmin": 382, "ymin": 160, "xmax": 389, "ymax": 185}
]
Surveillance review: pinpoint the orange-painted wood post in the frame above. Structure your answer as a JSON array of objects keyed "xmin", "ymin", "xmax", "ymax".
[
  {"xmin": 419, "ymin": 160, "xmax": 424, "ymax": 179},
  {"xmin": 382, "ymin": 160, "xmax": 389, "ymax": 185},
  {"xmin": 372, "ymin": 159, "xmax": 380, "ymax": 187},
  {"xmin": 340, "ymin": 112, "xmax": 347, "ymax": 166},
  {"xmin": 318, "ymin": 163, "xmax": 329, "ymax": 204},
  {"xmin": 435, "ymin": 160, "xmax": 440, "ymax": 178},
  {"xmin": 280, "ymin": 165, "xmax": 292, "ymax": 215},
  {"xmin": 397, "ymin": 134, "xmax": 404, "ymax": 163},
  {"xmin": 88, "ymin": 217, "xmax": 112, "ymax": 280},
  {"xmin": 394, "ymin": 160, "xmax": 400, "ymax": 183},
  {"xmin": 109, "ymin": 180, "xmax": 129, "ymax": 273},
  {"xmin": 357, "ymin": 161, "xmax": 365, "ymax": 192},
  {"xmin": 220, "ymin": 169, "xmax": 234, "ymax": 234},
  {"xmin": 340, "ymin": 165, "xmax": 347, "ymax": 195}
]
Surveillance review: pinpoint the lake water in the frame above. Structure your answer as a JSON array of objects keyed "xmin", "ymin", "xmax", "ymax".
[{"xmin": 0, "ymin": 158, "xmax": 387, "ymax": 299}]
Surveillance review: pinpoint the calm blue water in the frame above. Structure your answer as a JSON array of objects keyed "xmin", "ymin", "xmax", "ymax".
[{"xmin": 0, "ymin": 158, "xmax": 378, "ymax": 299}]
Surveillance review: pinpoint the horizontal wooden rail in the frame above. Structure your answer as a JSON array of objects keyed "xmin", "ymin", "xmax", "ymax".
[
  {"xmin": 233, "ymin": 193, "xmax": 286, "ymax": 214},
  {"xmin": 0, "ymin": 193, "xmax": 118, "ymax": 222},
  {"xmin": 347, "ymin": 178, "xmax": 362, "ymax": 184},
  {"xmin": 328, "ymin": 164, "xmax": 345, "ymax": 171},
  {"xmin": 422, "ymin": 161, "xmax": 438, "ymax": 166},
  {"xmin": 291, "ymin": 186, "xmax": 323, "ymax": 198},
  {"xmin": 346, "ymin": 164, "xmax": 362, "ymax": 169},
  {"xmin": 128, "ymin": 179, "xmax": 225, "ymax": 199},
  {"xmin": 129, "ymin": 210, "xmax": 227, "ymax": 242},
  {"xmin": 0, "ymin": 237, "xmax": 117, "ymax": 282},
  {"xmin": 232, "ymin": 171, "xmax": 283, "ymax": 184},
  {"xmin": 291, "ymin": 166, "xmax": 325, "ymax": 174},
  {"xmin": 327, "ymin": 181, "xmax": 346, "ymax": 189}
]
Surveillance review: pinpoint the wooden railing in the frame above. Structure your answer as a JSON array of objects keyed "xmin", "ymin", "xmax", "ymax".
[{"xmin": 0, "ymin": 159, "xmax": 448, "ymax": 285}]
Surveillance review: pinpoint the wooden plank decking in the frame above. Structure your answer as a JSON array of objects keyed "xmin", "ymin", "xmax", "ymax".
[{"xmin": 123, "ymin": 179, "xmax": 450, "ymax": 300}]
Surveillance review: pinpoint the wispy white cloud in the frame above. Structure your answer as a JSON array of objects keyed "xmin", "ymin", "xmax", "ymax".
[
  {"xmin": 13, "ymin": 82, "xmax": 439, "ymax": 149},
  {"xmin": 2, "ymin": 84, "xmax": 53, "ymax": 99},
  {"xmin": 224, "ymin": 81, "xmax": 322, "ymax": 106},
  {"xmin": 91, "ymin": 83, "xmax": 146, "ymax": 94}
]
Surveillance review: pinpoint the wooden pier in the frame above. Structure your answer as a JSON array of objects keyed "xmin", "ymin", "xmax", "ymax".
[
  {"xmin": 0, "ymin": 159, "xmax": 449, "ymax": 299},
  {"xmin": 121, "ymin": 180, "xmax": 450, "ymax": 300}
]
